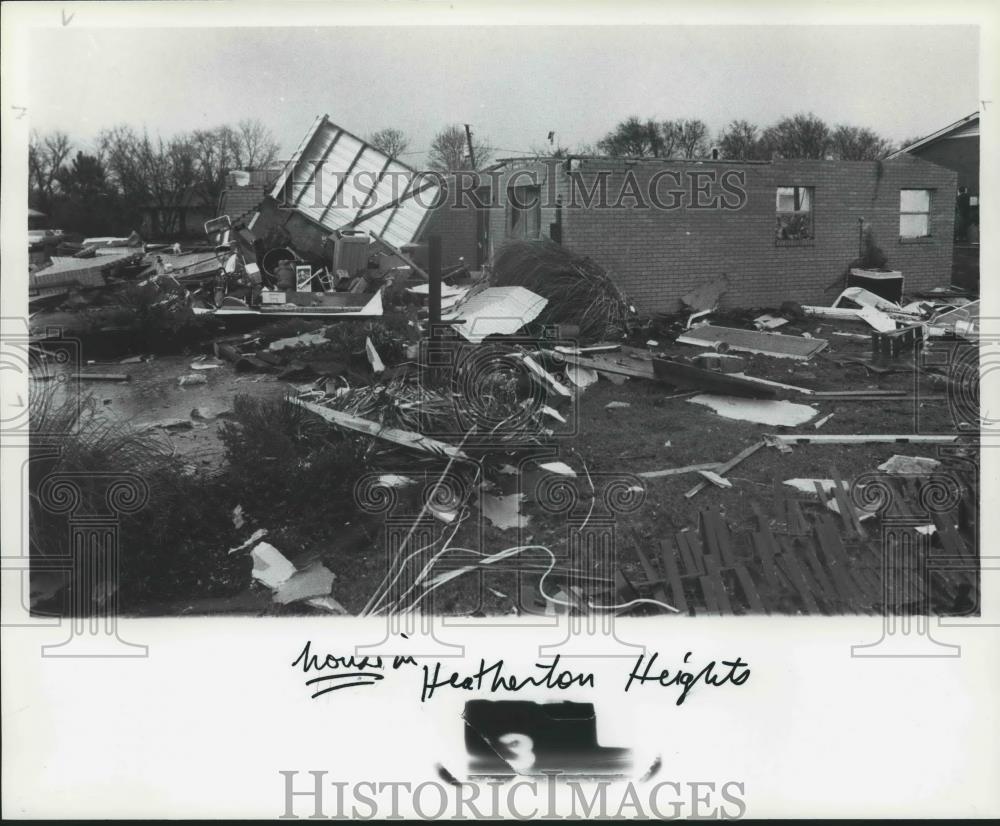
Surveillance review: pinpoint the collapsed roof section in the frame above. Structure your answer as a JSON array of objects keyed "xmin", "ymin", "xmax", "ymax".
[{"xmin": 268, "ymin": 114, "xmax": 440, "ymax": 249}]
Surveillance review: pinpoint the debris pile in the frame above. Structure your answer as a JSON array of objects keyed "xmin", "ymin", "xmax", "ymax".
[
  {"xmin": 489, "ymin": 239, "xmax": 634, "ymax": 342},
  {"xmin": 26, "ymin": 113, "xmax": 979, "ymax": 621}
]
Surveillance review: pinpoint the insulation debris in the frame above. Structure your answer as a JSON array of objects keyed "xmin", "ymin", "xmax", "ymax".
[
  {"xmin": 688, "ymin": 394, "xmax": 818, "ymax": 426},
  {"xmin": 681, "ymin": 274, "xmax": 729, "ymax": 312},
  {"xmin": 753, "ymin": 314, "xmax": 789, "ymax": 330},
  {"xmin": 443, "ymin": 286, "xmax": 548, "ymax": 343},
  {"xmin": 876, "ymin": 455, "xmax": 942, "ymax": 475},
  {"xmin": 480, "ymin": 493, "xmax": 530, "ymax": 531},
  {"xmin": 538, "ymin": 461, "xmax": 576, "ymax": 476},
  {"xmin": 564, "ymin": 363, "xmax": 599, "ymax": 389}
]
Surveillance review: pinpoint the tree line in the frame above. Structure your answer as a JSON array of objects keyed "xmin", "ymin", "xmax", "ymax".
[
  {"xmin": 369, "ymin": 113, "xmax": 915, "ymax": 166},
  {"xmin": 29, "ymin": 112, "xmax": 919, "ymax": 237},
  {"xmin": 29, "ymin": 119, "xmax": 280, "ymax": 237},
  {"xmin": 592, "ymin": 112, "xmax": 911, "ymax": 161}
]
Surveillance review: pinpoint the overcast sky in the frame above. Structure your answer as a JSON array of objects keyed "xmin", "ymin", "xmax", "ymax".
[{"xmin": 28, "ymin": 25, "xmax": 979, "ymax": 165}]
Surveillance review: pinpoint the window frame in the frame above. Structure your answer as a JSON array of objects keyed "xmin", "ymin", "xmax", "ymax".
[
  {"xmin": 899, "ymin": 188, "xmax": 933, "ymax": 241},
  {"xmin": 774, "ymin": 185, "xmax": 815, "ymax": 246}
]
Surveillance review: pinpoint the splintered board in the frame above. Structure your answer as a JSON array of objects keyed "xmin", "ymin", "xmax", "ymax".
[{"xmin": 676, "ymin": 325, "xmax": 828, "ymax": 360}]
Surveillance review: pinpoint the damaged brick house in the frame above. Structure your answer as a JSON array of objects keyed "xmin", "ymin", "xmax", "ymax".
[
  {"xmin": 232, "ymin": 115, "xmax": 957, "ymax": 313},
  {"xmin": 422, "ymin": 154, "xmax": 957, "ymax": 313}
]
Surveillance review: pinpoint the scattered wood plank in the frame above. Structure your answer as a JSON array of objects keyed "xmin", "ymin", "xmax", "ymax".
[
  {"xmin": 733, "ymin": 563, "xmax": 766, "ymax": 614},
  {"xmin": 787, "ymin": 499, "xmax": 809, "ymax": 535},
  {"xmin": 35, "ymin": 372, "xmax": 131, "ymax": 382},
  {"xmin": 775, "ymin": 552, "xmax": 821, "ymax": 614},
  {"xmin": 786, "ymin": 536, "xmax": 838, "ymax": 606},
  {"xmin": 703, "ymin": 556, "xmax": 733, "ymax": 614},
  {"xmin": 810, "ymin": 389, "xmax": 909, "ymax": 398},
  {"xmin": 519, "ymin": 353, "xmax": 573, "ymax": 398},
  {"xmin": 638, "ymin": 462, "xmax": 723, "ymax": 480},
  {"xmin": 770, "ymin": 434, "xmax": 960, "ymax": 447},
  {"xmin": 685, "ymin": 530, "xmax": 709, "ymax": 574},
  {"xmin": 709, "ymin": 510, "xmax": 738, "ymax": 567},
  {"xmin": 659, "ymin": 538, "xmax": 689, "ymax": 615},
  {"xmin": 772, "ymin": 479, "xmax": 789, "ymax": 529},
  {"xmin": 684, "ymin": 440, "xmax": 766, "ymax": 499},
  {"xmin": 814, "ymin": 518, "xmax": 864, "ymax": 612},
  {"xmin": 650, "ymin": 357, "xmax": 777, "ymax": 398},
  {"xmin": 815, "ymin": 479, "xmax": 851, "ymax": 536},
  {"xmin": 675, "ymin": 532, "xmax": 703, "ymax": 577},
  {"xmin": 699, "ymin": 576, "xmax": 721, "ymax": 615},
  {"xmin": 830, "ymin": 466, "xmax": 865, "ymax": 538},
  {"xmin": 751, "ymin": 531, "xmax": 781, "ymax": 591},
  {"xmin": 291, "ymin": 398, "xmax": 472, "ymax": 460},
  {"xmin": 750, "ymin": 499, "xmax": 773, "ymax": 534},
  {"xmin": 629, "ymin": 530, "xmax": 669, "ymax": 605},
  {"xmin": 933, "ymin": 513, "xmax": 969, "ymax": 561},
  {"xmin": 676, "ymin": 324, "xmax": 828, "ymax": 360},
  {"xmin": 698, "ymin": 470, "xmax": 733, "ymax": 489},
  {"xmin": 700, "ymin": 510, "xmax": 722, "ymax": 561}
]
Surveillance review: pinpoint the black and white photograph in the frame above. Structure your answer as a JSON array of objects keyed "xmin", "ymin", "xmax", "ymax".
[{"xmin": 3, "ymin": 1, "xmax": 998, "ymax": 820}]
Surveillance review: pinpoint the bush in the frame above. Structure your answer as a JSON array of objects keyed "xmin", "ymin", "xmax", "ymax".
[
  {"xmin": 321, "ymin": 310, "xmax": 418, "ymax": 366},
  {"xmin": 29, "ymin": 387, "xmax": 248, "ymax": 613},
  {"xmin": 218, "ymin": 394, "xmax": 364, "ymax": 516}
]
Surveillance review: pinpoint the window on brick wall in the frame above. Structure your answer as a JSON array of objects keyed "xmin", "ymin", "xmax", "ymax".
[
  {"xmin": 899, "ymin": 189, "xmax": 932, "ymax": 238},
  {"xmin": 508, "ymin": 185, "xmax": 541, "ymax": 239},
  {"xmin": 775, "ymin": 186, "xmax": 814, "ymax": 241}
]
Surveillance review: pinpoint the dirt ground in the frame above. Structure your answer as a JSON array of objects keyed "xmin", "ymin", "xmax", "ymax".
[{"xmin": 28, "ymin": 311, "xmax": 978, "ymax": 618}]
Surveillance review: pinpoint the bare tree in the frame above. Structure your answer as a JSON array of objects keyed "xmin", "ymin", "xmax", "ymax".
[
  {"xmin": 99, "ymin": 125, "xmax": 199, "ymax": 235},
  {"xmin": 665, "ymin": 119, "xmax": 711, "ymax": 158},
  {"xmin": 897, "ymin": 135, "xmax": 925, "ymax": 153},
  {"xmin": 367, "ymin": 127, "xmax": 410, "ymax": 159},
  {"xmin": 428, "ymin": 124, "xmax": 492, "ymax": 171},
  {"xmin": 830, "ymin": 125, "xmax": 895, "ymax": 160},
  {"xmin": 191, "ymin": 126, "xmax": 237, "ymax": 207},
  {"xmin": 760, "ymin": 113, "xmax": 832, "ymax": 159},
  {"xmin": 231, "ymin": 118, "xmax": 281, "ymax": 169},
  {"xmin": 28, "ymin": 130, "xmax": 72, "ymax": 210},
  {"xmin": 718, "ymin": 119, "xmax": 765, "ymax": 160},
  {"xmin": 596, "ymin": 116, "xmax": 664, "ymax": 157}
]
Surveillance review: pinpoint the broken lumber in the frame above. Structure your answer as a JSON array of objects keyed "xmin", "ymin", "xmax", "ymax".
[
  {"xmin": 638, "ymin": 462, "xmax": 723, "ymax": 479},
  {"xmin": 651, "ymin": 357, "xmax": 776, "ymax": 398},
  {"xmin": 697, "ymin": 470, "xmax": 733, "ymax": 489},
  {"xmin": 684, "ymin": 440, "xmax": 766, "ymax": 499},
  {"xmin": 519, "ymin": 353, "xmax": 573, "ymax": 397},
  {"xmin": 369, "ymin": 231, "xmax": 431, "ymax": 281},
  {"xmin": 36, "ymin": 372, "xmax": 132, "ymax": 382},
  {"xmin": 554, "ymin": 350, "xmax": 776, "ymax": 398},
  {"xmin": 769, "ymin": 434, "xmax": 959, "ymax": 447},
  {"xmin": 810, "ymin": 389, "xmax": 907, "ymax": 398},
  {"xmin": 290, "ymin": 397, "xmax": 471, "ymax": 460},
  {"xmin": 676, "ymin": 325, "xmax": 828, "ymax": 360},
  {"xmin": 801, "ymin": 305, "xmax": 863, "ymax": 321}
]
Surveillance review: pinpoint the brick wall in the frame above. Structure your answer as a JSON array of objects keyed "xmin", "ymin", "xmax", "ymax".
[
  {"xmin": 484, "ymin": 156, "xmax": 957, "ymax": 314},
  {"xmin": 418, "ymin": 176, "xmax": 487, "ymax": 268}
]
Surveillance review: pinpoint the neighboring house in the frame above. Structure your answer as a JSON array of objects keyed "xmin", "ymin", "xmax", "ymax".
[
  {"xmin": 886, "ymin": 111, "xmax": 979, "ymax": 290},
  {"xmin": 140, "ymin": 186, "xmax": 217, "ymax": 239},
  {"xmin": 424, "ymin": 155, "xmax": 957, "ymax": 313},
  {"xmin": 217, "ymin": 166, "xmax": 284, "ymax": 227}
]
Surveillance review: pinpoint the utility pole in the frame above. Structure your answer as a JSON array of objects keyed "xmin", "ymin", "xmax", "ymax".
[{"xmin": 463, "ymin": 124, "xmax": 477, "ymax": 170}]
